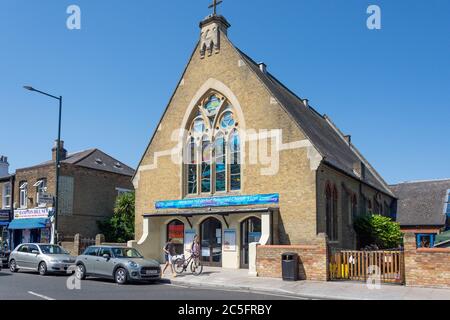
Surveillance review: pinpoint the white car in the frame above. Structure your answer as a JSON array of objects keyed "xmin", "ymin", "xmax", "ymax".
[{"xmin": 9, "ymin": 243, "xmax": 76, "ymax": 275}]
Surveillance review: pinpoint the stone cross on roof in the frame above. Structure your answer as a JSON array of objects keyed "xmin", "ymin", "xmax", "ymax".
[{"xmin": 208, "ymin": 0, "xmax": 223, "ymax": 15}]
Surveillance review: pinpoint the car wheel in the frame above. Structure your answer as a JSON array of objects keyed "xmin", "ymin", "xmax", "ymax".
[
  {"xmin": 9, "ymin": 259, "xmax": 18, "ymax": 273},
  {"xmin": 115, "ymin": 268, "xmax": 128, "ymax": 285},
  {"xmin": 75, "ymin": 264, "xmax": 86, "ymax": 280},
  {"xmin": 38, "ymin": 262, "xmax": 48, "ymax": 276}
]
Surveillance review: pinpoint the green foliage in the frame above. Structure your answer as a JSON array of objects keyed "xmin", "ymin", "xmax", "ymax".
[
  {"xmin": 97, "ymin": 192, "xmax": 135, "ymax": 243},
  {"xmin": 354, "ymin": 214, "xmax": 403, "ymax": 249}
]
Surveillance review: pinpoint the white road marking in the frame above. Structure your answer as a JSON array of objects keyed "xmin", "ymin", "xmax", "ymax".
[{"xmin": 28, "ymin": 291, "xmax": 56, "ymax": 301}]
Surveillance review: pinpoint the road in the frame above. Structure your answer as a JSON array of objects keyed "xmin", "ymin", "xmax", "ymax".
[{"xmin": 0, "ymin": 270, "xmax": 303, "ymax": 300}]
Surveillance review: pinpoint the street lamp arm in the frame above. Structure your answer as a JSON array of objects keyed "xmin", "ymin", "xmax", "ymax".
[{"xmin": 23, "ymin": 86, "xmax": 61, "ymax": 101}]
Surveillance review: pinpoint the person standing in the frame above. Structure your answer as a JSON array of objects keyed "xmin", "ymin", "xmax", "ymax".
[{"xmin": 162, "ymin": 238, "xmax": 177, "ymax": 278}]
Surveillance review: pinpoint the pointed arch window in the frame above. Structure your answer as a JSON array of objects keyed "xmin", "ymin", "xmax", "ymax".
[
  {"xmin": 183, "ymin": 91, "xmax": 242, "ymax": 196},
  {"xmin": 229, "ymin": 129, "xmax": 241, "ymax": 191},
  {"xmin": 201, "ymin": 136, "xmax": 212, "ymax": 193},
  {"xmin": 325, "ymin": 183, "xmax": 339, "ymax": 241},
  {"xmin": 215, "ymin": 133, "xmax": 226, "ymax": 192}
]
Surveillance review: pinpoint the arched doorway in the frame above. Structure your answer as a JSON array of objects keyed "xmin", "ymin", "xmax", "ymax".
[
  {"xmin": 240, "ymin": 217, "xmax": 262, "ymax": 268},
  {"xmin": 200, "ymin": 217, "xmax": 222, "ymax": 266},
  {"xmin": 167, "ymin": 220, "xmax": 184, "ymax": 255}
]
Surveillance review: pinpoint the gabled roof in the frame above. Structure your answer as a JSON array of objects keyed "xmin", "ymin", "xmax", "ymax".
[
  {"xmin": 390, "ymin": 179, "xmax": 450, "ymax": 226},
  {"xmin": 18, "ymin": 149, "xmax": 135, "ymax": 177},
  {"xmin": 235, "ymin": 48, "xmax": 394, "ymax": 197}
]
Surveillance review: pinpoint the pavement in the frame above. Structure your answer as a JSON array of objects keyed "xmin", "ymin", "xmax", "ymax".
[
  {"xmin": 0, "ymin": 269, "xmax": 302, "ymax": 300},
  {"xmin": 165, "ymin": 266, "xmax": 450, "ymax": 300}
]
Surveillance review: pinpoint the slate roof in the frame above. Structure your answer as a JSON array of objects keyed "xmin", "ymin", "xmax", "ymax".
[
  {"xmin": 235, "ymin": 48, "xmax": 394, "ymax": 197},
  {"xmin": 389, "ymin": 179, "xmax": 450, "ymax": 226},
  {"xmin": 18, "ymin": 149, "xmax": 135, "ymax": 177}
]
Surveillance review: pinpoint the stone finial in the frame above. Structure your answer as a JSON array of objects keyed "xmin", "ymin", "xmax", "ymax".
[{"xmin": 199, "ymin": 15, "xmax": 231, "ymax": 58}]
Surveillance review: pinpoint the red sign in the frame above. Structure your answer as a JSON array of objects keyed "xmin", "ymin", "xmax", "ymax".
[{"xmin": 168, "ymin": 224, "xmax": 184, "ymax": 244}]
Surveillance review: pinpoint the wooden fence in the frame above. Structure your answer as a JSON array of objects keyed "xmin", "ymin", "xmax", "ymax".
[{"xmin": 329, "ymin": 250, "xmax": 405, "ymax": 284}]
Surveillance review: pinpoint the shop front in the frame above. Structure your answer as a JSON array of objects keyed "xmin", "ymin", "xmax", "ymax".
[
  {"xmin": 131, "ymin": 194, "xmax": 278, "ymax": 269},
  {"xmin": 0, "ymin": 210, "xmax": 11, "ymax": 250},
  {"xmin": 8, "ymin": 208, "xmax": 53, "ymax": 249}
]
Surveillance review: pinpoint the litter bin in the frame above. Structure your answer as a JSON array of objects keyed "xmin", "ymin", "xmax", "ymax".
[{"xmin": 281, "ymin": 252, "xmax": 298, "ymax": 281}]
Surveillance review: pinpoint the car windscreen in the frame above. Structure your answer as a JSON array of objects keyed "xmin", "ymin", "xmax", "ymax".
[
  {"xmin": 39, "ymin": 245, "xmax": 67, "ymax": 255},
  {"xmin": 111, "ymin": 248, "xmax": 143, "ymax": 258}
]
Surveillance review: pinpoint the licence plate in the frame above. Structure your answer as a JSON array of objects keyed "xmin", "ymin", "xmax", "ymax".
[{"xmin": 146, "ymin": 270, "xmax": 158, "ymax": 275}]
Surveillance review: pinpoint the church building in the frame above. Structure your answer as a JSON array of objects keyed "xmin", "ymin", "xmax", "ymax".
[{"xmin": 131, "ymin": 7, "xmax": 395, "ymax": 270}]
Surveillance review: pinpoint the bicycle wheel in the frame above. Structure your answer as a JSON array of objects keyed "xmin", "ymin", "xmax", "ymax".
[
  {"xmin": 190, "ymin": 258, "xmax": 203, "ymax": 276},
  {"xmin": 174, "ymin": 258, "xmax": 185, "ymax": 274}
]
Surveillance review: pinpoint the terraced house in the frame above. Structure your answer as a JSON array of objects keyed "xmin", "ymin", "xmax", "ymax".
[
  {"xmin": 8, "ymin": 141, "xmax": 134, "ymax": 248},
  {"xmin": 130, "ymin": 12, "xmax": 396, "ymax": 271}
]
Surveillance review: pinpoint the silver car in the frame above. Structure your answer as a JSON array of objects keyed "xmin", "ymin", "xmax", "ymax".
[
  {"xmin": 75, "ymin": 245, "xmax": 161, "ymax": 285},
  {"xmin": 9, "ymin": 243, "xmax": 76, "ymax": 275}
]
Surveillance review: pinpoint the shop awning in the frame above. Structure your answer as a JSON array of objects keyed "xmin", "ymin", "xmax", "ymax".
[{"xmin": 8, "ymin": 218, "xmax": 49, "ymax": 230}]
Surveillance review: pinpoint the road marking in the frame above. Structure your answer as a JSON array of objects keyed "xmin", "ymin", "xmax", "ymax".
[{"xmin": 28, "ymin": 291, "xmax": 56, "ymax": 301}]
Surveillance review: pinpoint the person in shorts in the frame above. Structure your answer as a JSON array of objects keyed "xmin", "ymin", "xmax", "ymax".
[{"xmin": 162, "ymin": 238, "xmax": 177, "ymax": 278}]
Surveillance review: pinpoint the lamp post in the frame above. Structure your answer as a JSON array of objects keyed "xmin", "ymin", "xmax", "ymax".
[{"xmin": 23, "ymin": 86, "xmax": 62, "ymax": 245}]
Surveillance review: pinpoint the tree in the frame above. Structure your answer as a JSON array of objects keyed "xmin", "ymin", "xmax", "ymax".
[
  {"xmin": 97, "ymin": 192, "xmax": 135, "ymax": 243},
  {"xmin": 354, "ymin": 214, "xmax": 403, "ymax": 249}
]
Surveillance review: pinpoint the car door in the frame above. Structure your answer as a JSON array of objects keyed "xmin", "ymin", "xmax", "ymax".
[
  {"xmin": 27, "ymin": 244, "xmax": 41, "ymax": 270},
  {"xmin": 80, "ymin": 247, "xmax": 99, "ymax": 275},
  {"xmin": 95, "ymin": 248, "xmax": 116, "ymax": 277},
  {"xmin": 14, "ymin": 245, "xmax": 28, "ymax": 268}
]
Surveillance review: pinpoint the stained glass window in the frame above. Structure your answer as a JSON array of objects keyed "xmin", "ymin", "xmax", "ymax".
[
  {"xmin": 187, "ymin": 138, "xmax": 197, "ymax": 194},
  {"xmin": 204, "ymin": 95, "xmax": 221, "ymax": 116},
  {"xmin": 193, "ymin": 118, "xmax": 205, "ymax": 134},
  {"xmin": 201, "ymin": 136, "xmax": 212, "ymax": 193},
  {"xmin": 220, "ymin": 111, "xmax": 235, "ymax": 129},
  {"xmin": 215, "ymin": 134, "xmax": 226, "ymax": 192},
  {"xmin": 229, "ymin": 130, "xmax": 241, "ymax": 191}
]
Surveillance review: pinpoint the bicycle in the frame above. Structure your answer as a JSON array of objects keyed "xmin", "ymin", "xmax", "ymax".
[{"xmin": 174, "ymin": 252, "xmax": 203, "ymax": 276}]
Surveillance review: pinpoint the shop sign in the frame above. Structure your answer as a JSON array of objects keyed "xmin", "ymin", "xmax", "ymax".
[
  {"xmin": 156, "ymin": 193, "xmax": 279, "ymax": 210},
  {"xmin": 0, "ymin": 210, "xmax": 9, "ymax": 221},
  {"xmin": 14, "ymin": 208, "xmax": 51, "ymax": 220},
  {"xmin": 223, "ymin": 229, "xmax": 236, "ymax": 252}
]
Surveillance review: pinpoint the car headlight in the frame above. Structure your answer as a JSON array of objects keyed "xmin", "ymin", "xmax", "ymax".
[{"xmin": 128, "ymin": 261, "xmax": 139, "ymax": 268}]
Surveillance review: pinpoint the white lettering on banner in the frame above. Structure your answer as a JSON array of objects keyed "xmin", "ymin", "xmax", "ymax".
[{"xmin": 14, "ymin": 208, "xmax": 51, "ymax": 219}]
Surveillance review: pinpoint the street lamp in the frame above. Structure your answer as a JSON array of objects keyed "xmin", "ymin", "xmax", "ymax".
[{"xmin": 24, "ymin": 85, "xmax": 62, "ymax": 245}]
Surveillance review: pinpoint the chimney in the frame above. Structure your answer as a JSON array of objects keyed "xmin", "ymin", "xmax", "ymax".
[
  {"xmin": 303, "ymin": 99, "xmax": 309, "ymax": 108},
  {"xmin": 52, "ymin": 140, "xmax": 67, "ymax": 161},
  {"xmin": 344, "ymin": 135, "xmax": 352, "ymax": 144},
  {"xmin": 353, "ymin": 161, "xmax": 366, "ymax": 180},
  {"xmin": 0, "ymin": 156, "xmax": 9, "ymax": 177},
  {"xmin": 258, "ymin": 62, "xmax": 267, "ymax": 74}
]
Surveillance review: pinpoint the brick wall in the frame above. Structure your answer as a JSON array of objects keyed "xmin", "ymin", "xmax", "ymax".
[
  {"xmin": 404, "ymin": 233, "xmax": 450, "ymax": 288},
  {"xmin": 256, "ymin": 233, "xmax": 328, "ymax": 281}
]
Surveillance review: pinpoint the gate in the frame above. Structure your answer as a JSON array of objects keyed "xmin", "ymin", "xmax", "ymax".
[
  {"xmin": 79, "ymin": 237, "xmax": 95, "ymax": 254},
  {"xmin": 329, "ymin": 249, "xmax": 405, "ymax": 285}
]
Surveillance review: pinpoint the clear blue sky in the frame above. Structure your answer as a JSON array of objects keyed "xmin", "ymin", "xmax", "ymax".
[{"xmin": 1, "ymin": 0, "xmax": 449, "ymax": 184}]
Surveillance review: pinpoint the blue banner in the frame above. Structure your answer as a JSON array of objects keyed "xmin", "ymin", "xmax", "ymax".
[{"xmin": 155, "ymin": 193, "xmax": 279, "ymax": 210}]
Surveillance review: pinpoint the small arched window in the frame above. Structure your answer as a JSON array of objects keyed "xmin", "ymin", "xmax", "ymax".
[{"xmin": 325, "ymin": 183, "xmax": 338, "ymax": 241}]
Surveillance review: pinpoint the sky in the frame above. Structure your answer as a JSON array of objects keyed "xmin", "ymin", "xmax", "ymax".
[{"xmin": 0, "ymin": 0, "xmax": 449, "ymax": 184}]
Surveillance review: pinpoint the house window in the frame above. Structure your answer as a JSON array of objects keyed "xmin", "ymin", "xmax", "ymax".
[
  {"xmin": 19, "ymin": 181, "xmax": 28, "ymax": 208},
  {"xmin": 2, "ymin": 182, "xmax": 11, "ymax": 209},
  {"xmin": 416, "ymin": 234, "xmax": 436, "ymax": 248},
  {"xmin": 351, "ymin": 194, "xmax": 358, "ymax": 221},
  {"xmin": 326, "ymin": 184, "xmax": 339, "ymax": 241},
  {"xmin": 116, "ymin": 188, "xmax": 132, "ymax": 197},
  {"xmin": 445, "ymin": 190, "xmax": 450, "ymax": 230},
  {"xmin": 34, "ymin": 178, "xmax": 47, "ymax": 207},
  {"xmin": 183, "ymin": 91, "xmax": 241, "ymax": 196}
]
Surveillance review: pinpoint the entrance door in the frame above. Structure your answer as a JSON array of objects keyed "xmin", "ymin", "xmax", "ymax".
[
  {"xmin": 200, "ymin": 218, "xmax": 222, "ymax": 267},
  {"xmin": 240, "ymin": 217, "xmax": 262, "ymax": 269}
]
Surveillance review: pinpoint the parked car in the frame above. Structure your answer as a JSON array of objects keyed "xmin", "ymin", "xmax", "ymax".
[
  {"xmin": 9, "ymin": 243, "xmax": 76, "ymax": 275},
  {"xmin": 75, "ymin": 245, "xmax": 161, "ymax": 285},
  {"xmin": 0, "ymin": 249, "xmax": 10, "ymax": 268}
]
